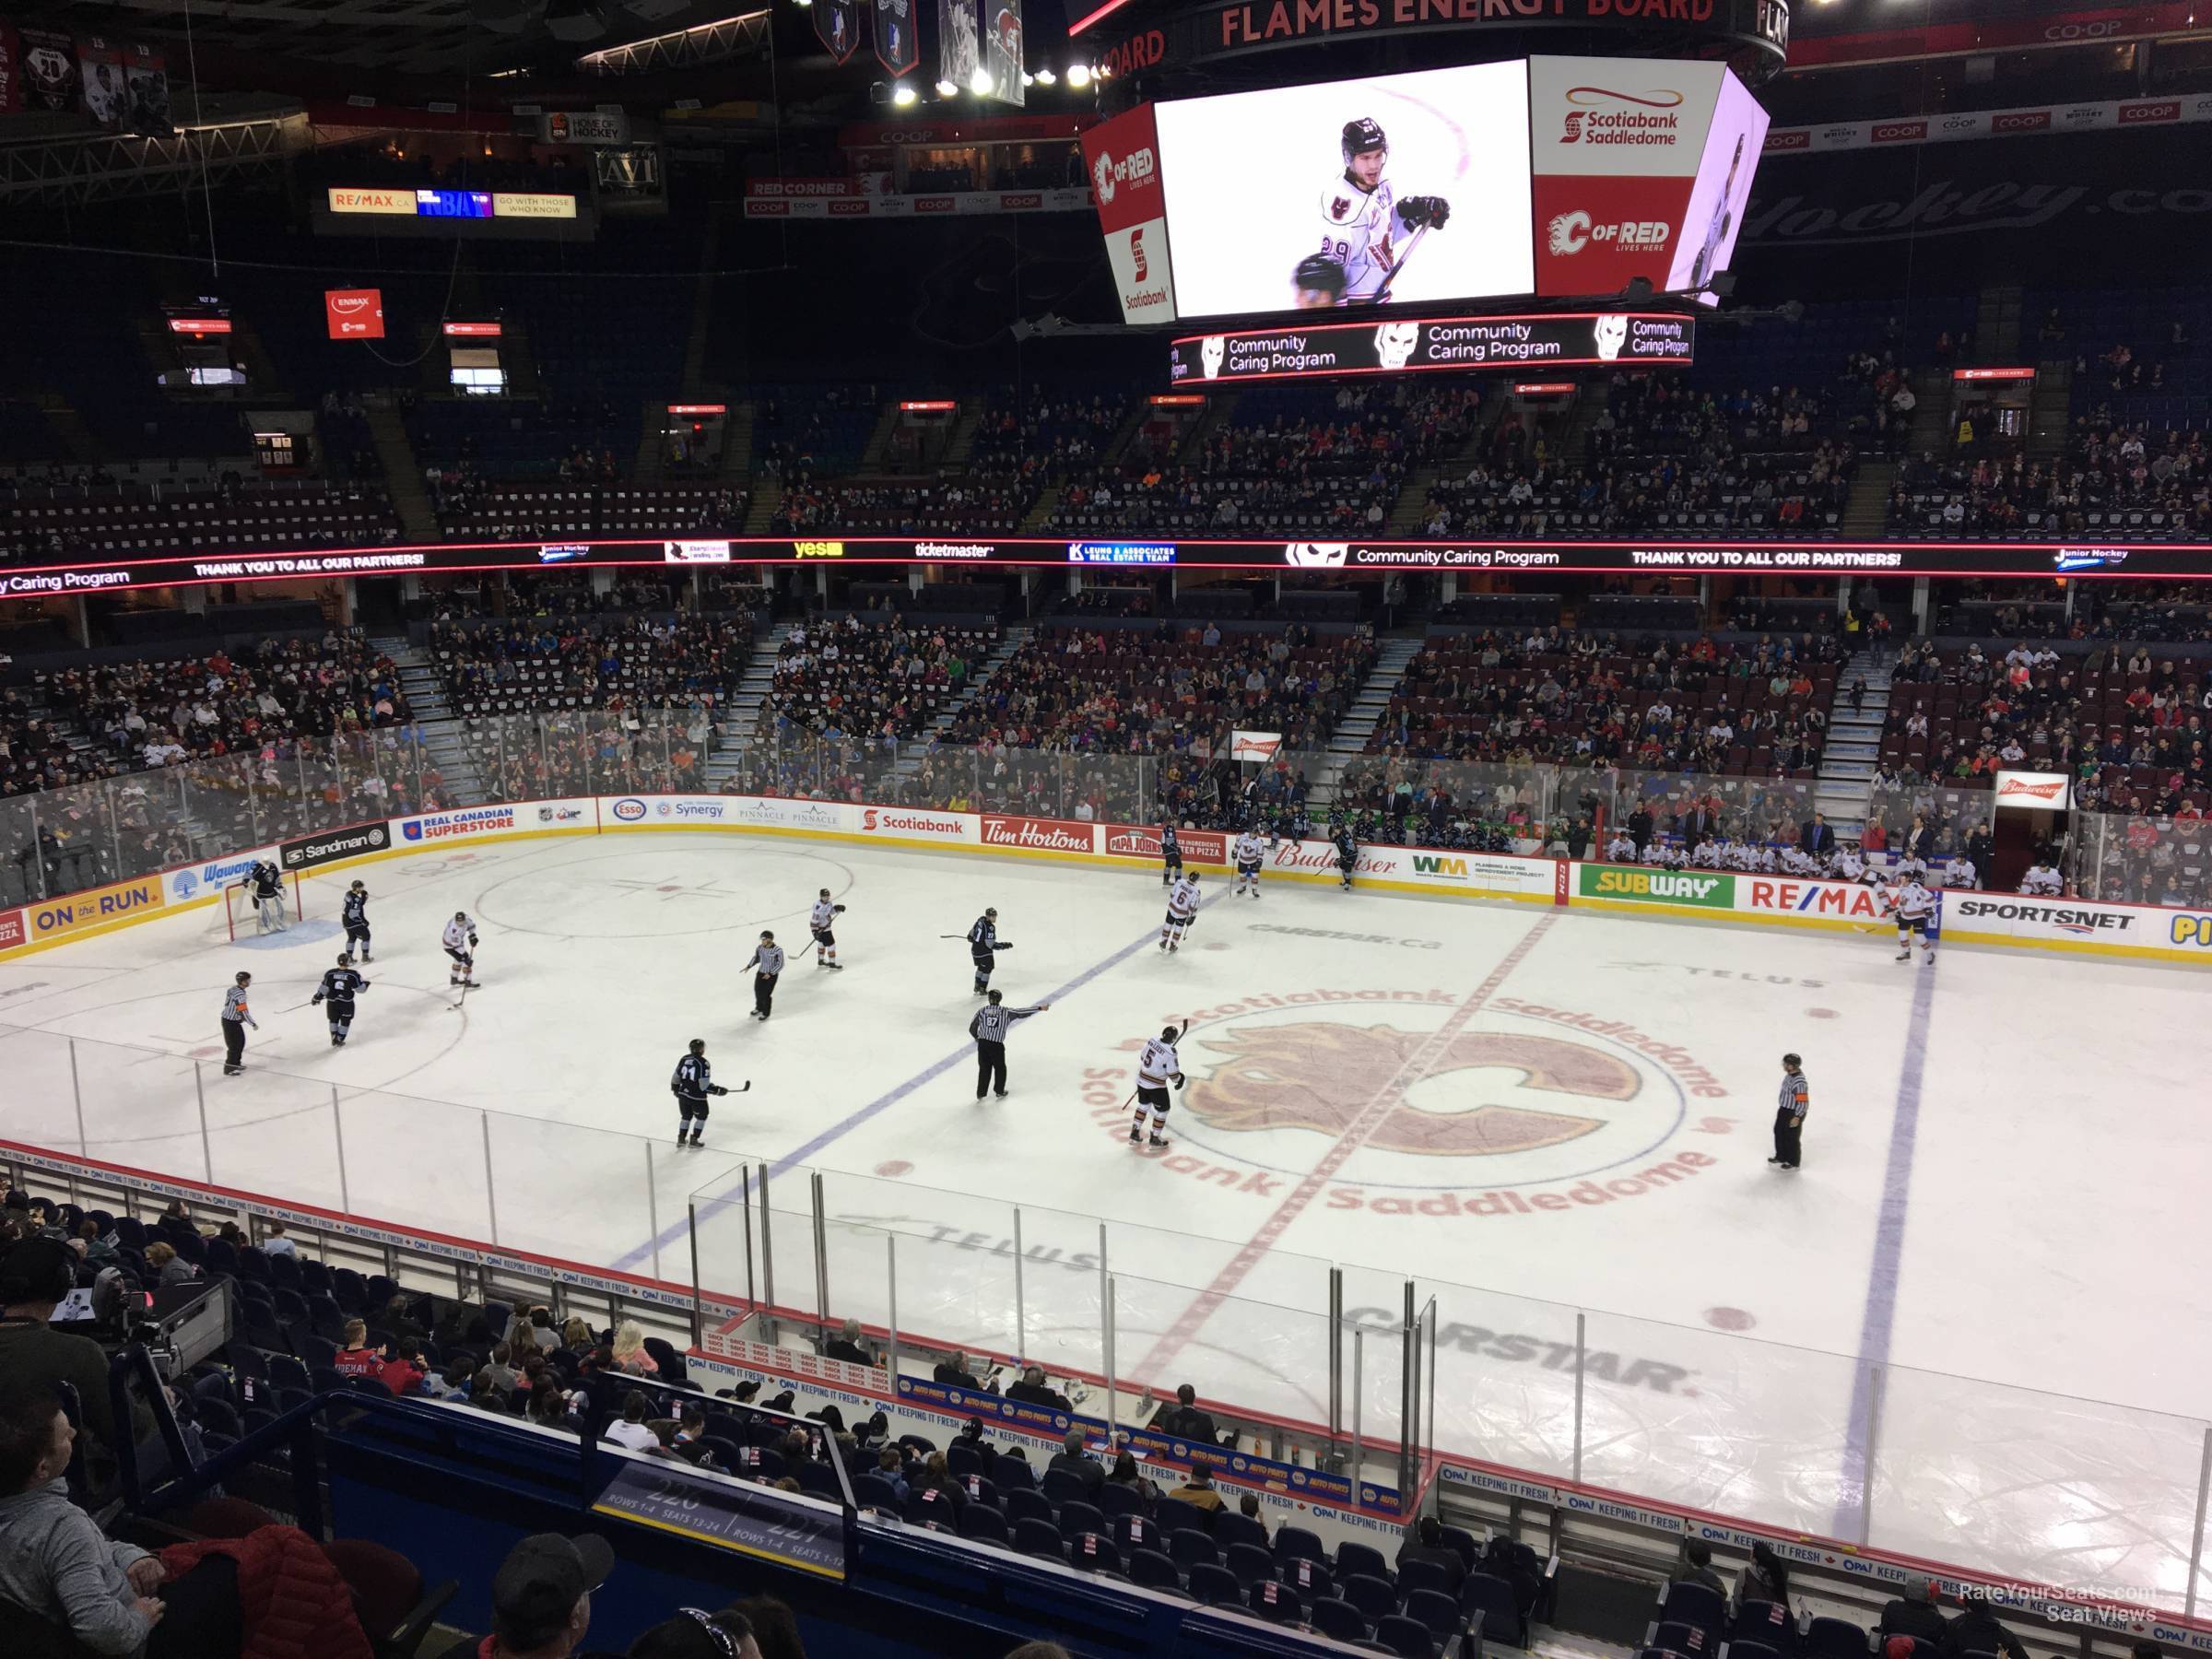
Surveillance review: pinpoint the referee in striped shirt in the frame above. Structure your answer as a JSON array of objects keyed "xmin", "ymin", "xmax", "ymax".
[
  {"xmin": 969, "ymin": 990, "xmax": 1049, "ymax": 1100},
  {"xmin": 744, "ymin": 931, "xmax": 786, "ymax": 1020}
]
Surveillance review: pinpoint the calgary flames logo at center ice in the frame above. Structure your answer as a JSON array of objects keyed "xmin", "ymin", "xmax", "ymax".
[
  {"xmin": 1186, "ymin": 1022, "xmax": 1623, "ymax": 1156},
  {"xmin": 1110, "ymin": 996, "xmax": 1728, "ymax": 1213}
]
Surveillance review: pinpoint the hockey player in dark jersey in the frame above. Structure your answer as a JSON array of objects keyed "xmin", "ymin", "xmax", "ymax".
[
  {"xmin": 1334, "ymin": 823, "xmax": 1359, "ymax": 890},
  {"xmin": 249, "ymin": 859, "xmax": 289, "ymax": 934},
  {"xmin": 671, "ymin": 1038, "xmax": 746, "ymax": 1147},
  {"xmin": 968, "ymin": 908, "xmax": 1012, "ymax": 995},
  {"xmin": 311, "ymin": 955, "xmax": 371, "ymax": 1047},
  {"xmin": 1159, "ymin": 822, "xmax": 1182, "ymax": 888},
  {"xmin": 341, "ymin": 881, "xmax": 372, "ymax": 962}
]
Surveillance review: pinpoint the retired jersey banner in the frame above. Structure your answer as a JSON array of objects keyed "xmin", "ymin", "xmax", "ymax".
[
  {"xmin": 940, "ymin": 0, "xmax": 981, "ymax": 92},
  {"xmin": 77, "ymin": 37, "xmax": 125, "ymax": 130},
  {"xmin": 124, "ymin": 42, "xmax": 170, "ymax": 135},
  {"xmin": 985, "ymin": 0, "xmax": 1024, "ymax": 106},
  {"xmin": 816, "ymin": 0, "xmax": 861, "ymax": 64},
  {"xmin": 0, "ymin": 26, "xmax": 21, "ymax": 116},
  {"xmin": 18, "ymin": 29, "xmax": 78, "ymax": 113},
  {"xmin": 873, "ymin": 0, "xmax": 920, "ymax": 77}
]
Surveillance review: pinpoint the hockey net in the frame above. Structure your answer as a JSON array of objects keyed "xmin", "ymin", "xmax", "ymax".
[{"xmin": 221, "ymin": 873, "xmax": 304, "ymax": 942}]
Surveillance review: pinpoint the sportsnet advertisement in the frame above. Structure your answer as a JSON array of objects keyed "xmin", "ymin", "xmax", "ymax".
[
  {"xmin": 1150, "ymin": 62, "xmax": 1533, "ymax": 319},
  {"xmin": 1080, "ymin": 103, "xmax": 1175, "ymax": 324},
  {"xmin": 1528, "ymin": 57, "xmax": 1769, "ymax": 300}
]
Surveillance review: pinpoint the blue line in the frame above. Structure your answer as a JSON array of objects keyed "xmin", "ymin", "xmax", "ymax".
[
  {"xmin": 610, "ymin": 888, "xmax": 1223, "ymax": 1273},
  {"xmin": 1832, "ymin": 947, "xmax": 1938, "ymax": 1539}
]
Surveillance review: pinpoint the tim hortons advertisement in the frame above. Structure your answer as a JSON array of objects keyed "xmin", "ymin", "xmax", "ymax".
[{"xmin": 981, "ymin": 815, "xmax": 1097, "ymax": 854}]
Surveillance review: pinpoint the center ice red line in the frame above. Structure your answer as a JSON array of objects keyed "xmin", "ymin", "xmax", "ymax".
[{"xmin": 1128, "ymin": 912, "xmax": 1559, "ymax": 1385}]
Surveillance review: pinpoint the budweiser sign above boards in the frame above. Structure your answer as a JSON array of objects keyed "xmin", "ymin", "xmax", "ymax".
[
  {"xmin": 1080, "ymin": 103, "xmax": 1176, "ymax": 324},
  {"xmin": 982, "ymin": 815, "xmax": 1097, "ymax": 854},
  {"xmin": 1993, "ymin": 770, "xmax": 2072, "ymax": 811}
]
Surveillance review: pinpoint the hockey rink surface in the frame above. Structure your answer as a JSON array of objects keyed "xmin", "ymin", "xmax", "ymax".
[{"xmin": 3, "ymin": 831, "xmax": 2209, "ymax": 1609}]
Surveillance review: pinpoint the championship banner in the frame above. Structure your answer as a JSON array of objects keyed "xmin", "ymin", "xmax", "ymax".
[
  {"xmin": 940, "ymin": 0, "xmax": 981, "ymax": 93},
  {"xmin": 816, "ymin": 0, "xmax": 861, "ymax": 64},
  {"xmin": 593, "ymin": 146, "xmax": 665, "ymax": 206},
  {"xmin": 873, "ymin": 0, "xmax": 920, "ymax": 77},
  {"xmin": 0, "ymin": 25, "xmax": 22, "ymax": 117},
  {"xmin": 986, "ymin": 0, "xmax": 1024, "ymax": 106},
  {"xmin": 77, "ymin": 37, "xmax": 124, "ymax": 130},
  {"xmin": 124, "ymin": 42, "xmax": 170, "ymax": 135},
  {"xmin": 1169, "ymin": 311, "xmax": 1696, "ymax": 388},
  {"xmin": 18, "ymin": 29, "xmax": 79, "ymax": 113}
]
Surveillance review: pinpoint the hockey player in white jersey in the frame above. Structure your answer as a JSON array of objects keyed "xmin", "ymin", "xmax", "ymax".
[
  {"xmin": 1833, "ymin": 845, "xmax": 1866, "ymax": 883},
  {"xmin": 1129, "ymin": 1022, "xmax": 1188, "ymax": 1148},
  {"xmin": 2019, "ymin": 861, "xmax": 2063, "ymax": 895},
  {"xmin": 1316, "ymin": 119, "xmax": 1451, "ymax": 305},
  {"xmin": 1232, "ymin": 830, "xmax": 1268, "ymax": 898},
  {"xmin": 809, "ymin": 888, "xmax": 846, "ymax": 970},
  {"xmin": 441, "ymin": 911, "xmax": 479, "ymax": 991},
  {"xmin": 1160, "ymin": 872, "xmax": 1201, "ymax": 952},
  {"xmin": 1890, "ymin": 878, "xmax": 1939, "ymax": 964}
]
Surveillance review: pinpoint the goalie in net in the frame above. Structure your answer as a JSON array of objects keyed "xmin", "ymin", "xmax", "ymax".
[{"xmin": 224, "ymin": 860, "xmax": 302, "ymax": 940}]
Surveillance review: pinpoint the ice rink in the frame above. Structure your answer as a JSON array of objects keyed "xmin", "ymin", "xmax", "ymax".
[{"xmin": 3, "ymin": 830, "xmax": 2208, "ymax": 1608}]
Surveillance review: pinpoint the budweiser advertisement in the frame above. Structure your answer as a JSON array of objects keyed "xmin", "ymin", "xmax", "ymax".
[
  {"xmin": 1080, "ymin": 103, "xmax": 1176, "ymax": 323},
  {"xmin": 1528, "ymin": 56, "xmax": 1768, "ymax": 300},
  {"xmin": 1230, "ymin": 729, "xmax": 1282, "ymax": 761},
  {"xmin": 324, "ymin": 288, "xmax": 385, "ymax": 340},
  {"xmin": 1993, "ymin": 771, "xmax": 2072, "ymax": 811}
]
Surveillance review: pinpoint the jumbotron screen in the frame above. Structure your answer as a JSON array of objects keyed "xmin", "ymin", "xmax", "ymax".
[
  {"xmin": 1080, "ymin": 55, "xmax": 1770, "ymax": 324},
  {"xmin": 1154, "ymin": 63, "xmax": 1534, "ymax": 319}
]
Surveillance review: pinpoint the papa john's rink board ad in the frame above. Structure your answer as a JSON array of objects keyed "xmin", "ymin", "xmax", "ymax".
[{"xmin": 3, "ymin": 795, "xmax": 2209, "ymax": 968}]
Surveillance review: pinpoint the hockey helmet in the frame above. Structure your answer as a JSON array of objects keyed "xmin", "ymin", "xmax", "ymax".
[
  {"xmin": 1342, "ymin": 117, "xmax": 1386, "ymax": 162},
  {"xmin": 1292, "ymin": 253, "xmax": 1347, "ymax": 298}
]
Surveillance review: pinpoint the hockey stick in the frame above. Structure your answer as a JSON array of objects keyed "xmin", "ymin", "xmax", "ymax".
[{"xmin": 1370, "ymin": 225, "xmax": 1430, "ymax": 306}]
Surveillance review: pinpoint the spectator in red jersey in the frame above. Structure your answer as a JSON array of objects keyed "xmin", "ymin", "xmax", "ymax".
[{"xmin": 333, "ymin": 1320, "xmax": 381, "ymax": 1380}]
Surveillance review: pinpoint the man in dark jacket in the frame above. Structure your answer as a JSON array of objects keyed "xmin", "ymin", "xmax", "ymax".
[
  {"xmin": 1046, "ymin": 1429, "xmax": 1103, "ymax": 1493},
  {"xmin": 1394, "ymin": 1516, "xmax": 1466, "ymax": 1595},
  {"xmin": 932, "ymin": 1351, "xmax": 984, "ymax": 1390},
  {"xmin": 1941, "ymin": 1591, "xmax": 2028, "ymax": 1659},
  {"xmin": 1877, "ymin": 1579, "xmax": 1948, "ymax": 1645},
  {"xmin": 1679, "ymin": 803, "xmax": 1717, "ymax": 856},
  {"xmin": 1964, "ymin": 822, "xmax": 1994, "ymax": 879},
  {"xmin": 1801, "ymin": 812, "xmax": 1837, "ymax": 857},
  {"xmin": 1005, "ymin": 1366, "xmax": 1071, "ymax": 1411},
  {"xmin": 1151, "ymin": 1382, "xmax": 1223, "ymax": 1447},
  {"xmin": 1669, "ymin": 1538, "xmax": 1725, "ymax": 1597},
  {"xmin": 1627, "ymin": 805, "xmax": 1654, "ymax": 856}
]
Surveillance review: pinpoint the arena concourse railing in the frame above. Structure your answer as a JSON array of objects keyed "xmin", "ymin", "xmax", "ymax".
[{"xmin": 6, "ymin": 714, "xmax": 2212, "ymax": 1617}]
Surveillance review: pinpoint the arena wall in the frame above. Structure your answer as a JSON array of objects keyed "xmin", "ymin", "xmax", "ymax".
[{"xmin": 4, "ymin": 792, "xmax": 2208, "ymax": 964}]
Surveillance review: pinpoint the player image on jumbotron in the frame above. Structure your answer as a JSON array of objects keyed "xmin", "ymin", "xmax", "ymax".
[{"xmin": 1151, "ymin": 63, "xmax": 1535, "ymax": 320}]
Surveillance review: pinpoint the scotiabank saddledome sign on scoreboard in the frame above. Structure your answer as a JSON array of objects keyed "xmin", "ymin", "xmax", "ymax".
[{"xmin": 4, "ymin": 539, "xmax": 2211, "ymax": 595}]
